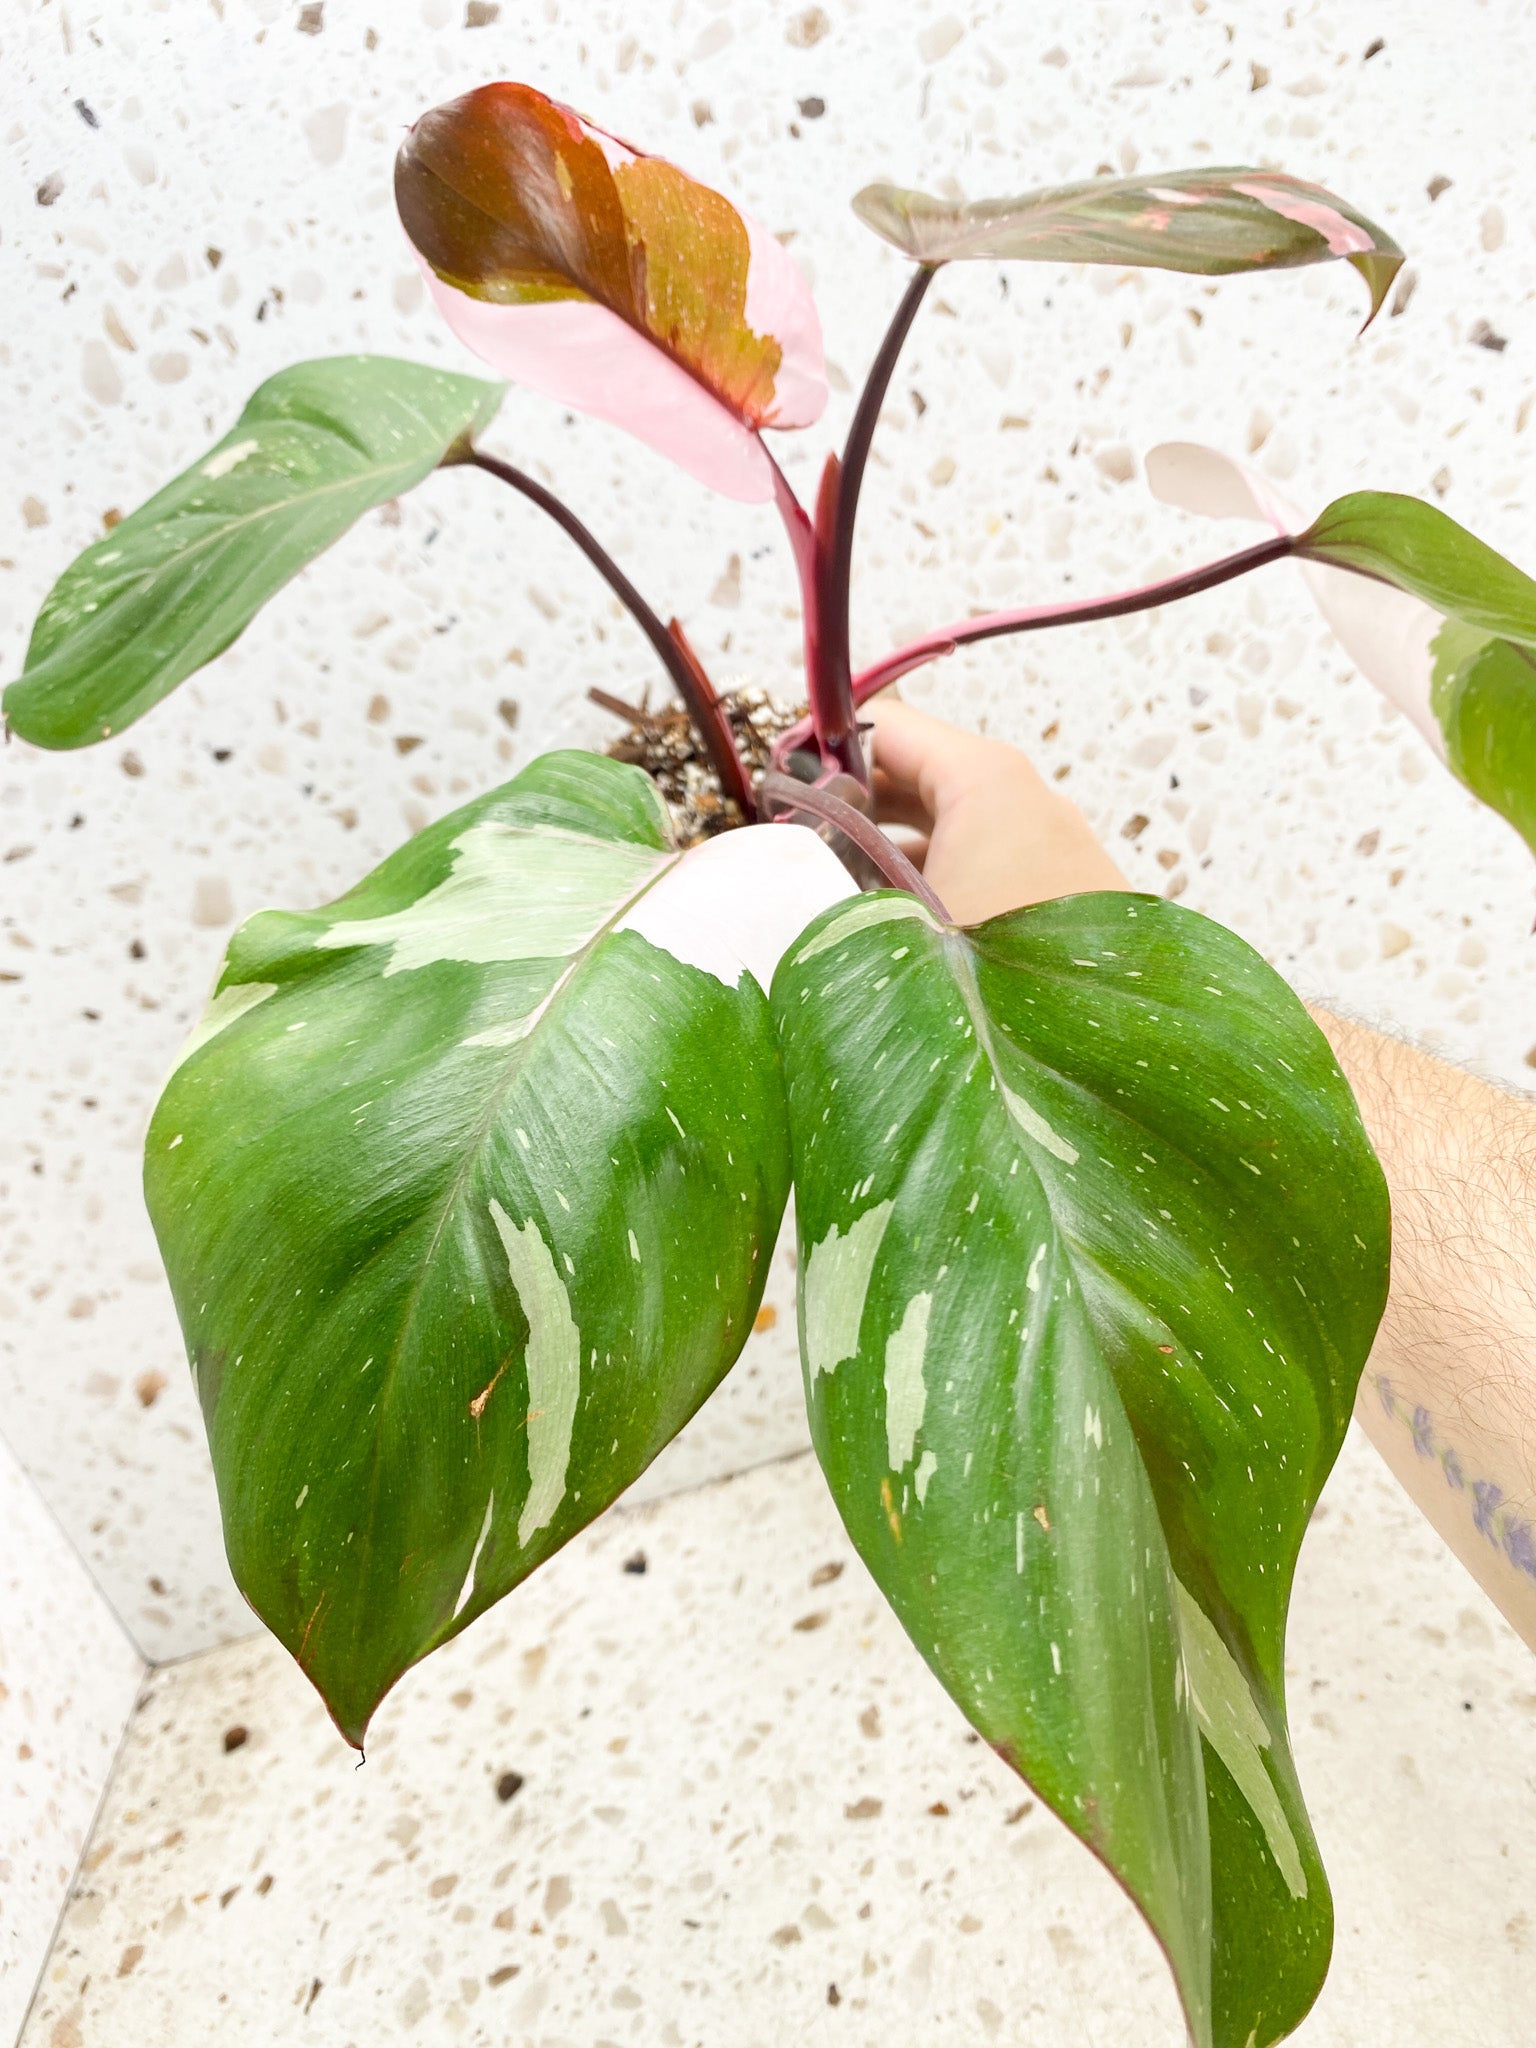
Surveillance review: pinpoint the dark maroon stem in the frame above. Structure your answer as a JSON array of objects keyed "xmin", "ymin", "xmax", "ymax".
[
  {"xmin": 772, "ymin": 533, "xmax": 1298, "ymax": 767},
  {"xmin": 761, "ymin": 769, "xmax": 949, "ymax": 921},
  {"xmin": 819, "ymin": 264, "xmax": 938, "ymax": 731},
  {"xmin": 467, "ymin": 448, "xmax": 754, "ymax": 818},
  {"xmin": 665, "ymin": 617, "xmax": 757, "ymax": 820},
  {"xmin": 849, "ymin": 534, "xmax": 1297, "ymax": 700}
]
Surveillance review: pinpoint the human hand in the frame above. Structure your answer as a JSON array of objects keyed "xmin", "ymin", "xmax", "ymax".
[{"xmin": 864, "ymin": 696, "xmax": 1129, "ymax": 925}]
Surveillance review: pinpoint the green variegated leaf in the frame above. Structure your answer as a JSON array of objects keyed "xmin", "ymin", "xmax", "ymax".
[
  {"xmin": 4, "ymin": 356, "xmax": 504, "ymax": 750},
  {"xmin": 146, "ymin": 750, "xmax": 854, "ymax": 1745},
  {"xmin": 853, "ymin": 167, "xmax": 1403, "ymax": 323},
  {"xmin": 773, "ymin": 890, "xmax": 1389, "ymax": 2048},
  {"xmin": 1298, "ymin": 492, "xmax": 1536, "ymax": 648},
  {"xmin": 1429, "ymin": 622, "xmax": 1536, "ymax": 852}
]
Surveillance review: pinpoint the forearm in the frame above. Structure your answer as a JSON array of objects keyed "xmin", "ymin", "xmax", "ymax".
[{"xmin": 1312, "ymin": 1009, "xmax": 1536, "ymax": 1649}]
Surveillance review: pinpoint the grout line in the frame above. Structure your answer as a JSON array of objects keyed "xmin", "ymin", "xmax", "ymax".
[
  {"xmin": 12, "ymin": 1663, "xmax": 152, "ymax": 2048},
  {"xmin": 0, "ymin": 1431, "xmax": 148, "ymax": 1668}
]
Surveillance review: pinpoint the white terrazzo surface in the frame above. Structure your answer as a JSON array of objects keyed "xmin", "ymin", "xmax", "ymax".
[
  {"xmin": 0, "ymin": 1437, "xmax": 144, "ymax": 2048},
  {"xmin": 20, "ymin": 1429, "xmax": 1536, "ymax": 2048}
]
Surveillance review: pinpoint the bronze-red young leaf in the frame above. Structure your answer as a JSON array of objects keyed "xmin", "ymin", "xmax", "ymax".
[{"xmin": 396, "ymin": 83, "xmax": 826, "ymax": 500}]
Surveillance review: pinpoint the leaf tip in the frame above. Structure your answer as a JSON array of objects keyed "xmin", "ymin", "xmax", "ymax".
[{"xmin": 1350, "ymin": 246, "xmax": 1406, "ymax": 334}]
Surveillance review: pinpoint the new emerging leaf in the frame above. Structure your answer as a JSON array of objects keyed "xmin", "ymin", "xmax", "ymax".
[
  {"xmin": 854, "ymin": 167, "xmax": 1403, "ymax": 326},
  {"xmin": 2, "ymin": 356, "xmax": 504, "ymax": 751},
  {"xmin": 147, "ymin": 751, "xmax": 854, "ymax": 1745},
  {"xmin": 773, "ymin": 890, "xmax": 1389, "ymax": 2048},
  {"xmin": 396, "ymin": 83, "xmax": 827, "ymax": 501}
]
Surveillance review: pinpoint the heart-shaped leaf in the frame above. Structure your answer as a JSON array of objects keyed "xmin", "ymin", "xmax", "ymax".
[
  {"xmin": 396, "ymin": 83, "xmax": 827, "ymax": 502},
  {"xmin": 854, "ymin": 167, "xmax": 1403, "ymax": 324},
  {"xmin": 146, "ymin": 750, "xmax": 855, "ymax": 1745},
  {"xmin": 773, "ymin": 889, "xmax": 1389, "ymax": 2048},
  {"xmin": 3, "ymin": 356, "xmax": 503, "ymax": 751},
  {"xmin": 1147, "ymin": 444, "xmax": 1536, "ymax": 856}
]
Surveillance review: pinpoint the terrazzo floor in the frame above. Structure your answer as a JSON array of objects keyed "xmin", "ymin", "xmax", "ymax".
[{"xmin": 20, "ymin": 1427, "xmax": 1536, "ymax": 2048}]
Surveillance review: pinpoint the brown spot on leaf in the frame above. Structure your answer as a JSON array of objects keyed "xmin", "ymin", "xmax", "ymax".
[
  {"xmin": 1032, "ymin": 1504, "xmax": 1051, "ymax": 1532},
  {"xmin": 495, "ymin": 1769, "xmax": 524, "ymax": 1802},
  {"xmin": 810, "ymin": 1560, "xmax": 843, "ymax": 1586},
  {"xmin": 134, "ymin": 1370, "xmax": 168, "ymax": 1409},
  {"xmin": 222, "ymin": 1725, "xmax": 248, "ymax": 1753},
  {"xmin": 469, "ymin": 1360, "xmax": 507, "ymax": 1419}
]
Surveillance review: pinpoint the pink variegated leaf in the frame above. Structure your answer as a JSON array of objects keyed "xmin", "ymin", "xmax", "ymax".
[
  {"xmin": 396, "ymin": 84, "xmax": 826, "ymax": 502},
  {"xmin": 1145, "ymin": 443, "xmax": 1448, "ymax": 755},
  {"xmin": 1147, "ymin": 444, "xmax": 1536, "ymax": 858},
  {"xmin": 855, "ymin": 167, "xmax": 1403, "ymax": 326}
]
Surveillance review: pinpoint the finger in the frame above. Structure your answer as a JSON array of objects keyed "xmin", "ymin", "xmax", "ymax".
[
  {"xmin": 870, "ymin": 766, "xmax": 934, "ymax": 835},
  {"xmin": 864, "ymin": 696, "xmax": 976, "ymax": 805}
]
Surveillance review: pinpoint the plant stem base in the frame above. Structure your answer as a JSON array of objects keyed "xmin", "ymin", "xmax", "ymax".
[{"xmin": 597, "ymin": 687, "xmax": 806, "ymax": 844}]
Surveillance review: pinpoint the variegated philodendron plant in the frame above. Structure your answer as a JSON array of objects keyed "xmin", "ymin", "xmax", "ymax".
[{"xmin": 8, "ymin": 82, "xmax": 1535, "ymax": 2048}]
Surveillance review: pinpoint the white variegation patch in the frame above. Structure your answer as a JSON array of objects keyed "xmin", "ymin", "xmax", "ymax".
[
  {"xmin": 803, "ymin": 1200, "xmax": 895, "ymax": 1379},
  {"xmin": 489, "ymin": 1201, "xmax": 581, "ymax": 1547},
  {"xmin": 1175, "ymin": 1580, "xmax": 1307, "ymax": 1900},
  {"xmin": 792, "ymin": 891, "xmax": 940, "ymax": 968},
  {"xmin": 453, "ymin": 1490, "xmax": 495, "ymax": 1619},
  {"xmin": 883, "ymin": 1290, "xmax": 933, "ymax": 1470},
  {"xmin": 201, "ymin": 436, "xmax": 261, "ymax": 479},
  {"xmin": 317, "ymin": 823, "xmax": 670, "ymax": 976},
  {"xmin": 1001, "ymin": 1082, "xmax": 1079, "ymax": 1165},
  {"xmin": 617, "ymin": 823, "xmax": 855, "ymax": 990}
]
